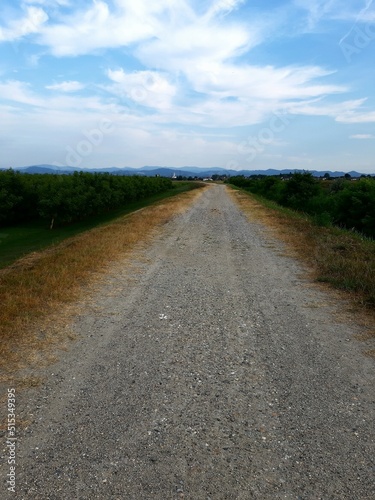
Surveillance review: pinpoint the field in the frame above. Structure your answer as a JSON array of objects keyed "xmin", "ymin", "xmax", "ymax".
[{"xmin": 0, "ymin": 180, "xmax": 198, "ymax": 268}]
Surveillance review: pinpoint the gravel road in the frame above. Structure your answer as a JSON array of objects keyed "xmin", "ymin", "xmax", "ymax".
[{"xmin": 2, "ymin": 184, "xmax": 374, "ymax": 499}]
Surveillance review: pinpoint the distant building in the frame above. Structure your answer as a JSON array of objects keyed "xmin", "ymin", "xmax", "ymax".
[{"xmin": 172, "ymin": 172, "xmax": 177, "ymax": 179}]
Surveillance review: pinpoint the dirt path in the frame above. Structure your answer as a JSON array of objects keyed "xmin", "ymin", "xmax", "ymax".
[{"xmin": 2, "ymin": 185, "xmax": 374, "ymax": 499}]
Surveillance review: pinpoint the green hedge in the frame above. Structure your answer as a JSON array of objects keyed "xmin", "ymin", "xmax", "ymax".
[{"xmin": 0, "ymin": 170, "xmax": 173, "ymax": 228}]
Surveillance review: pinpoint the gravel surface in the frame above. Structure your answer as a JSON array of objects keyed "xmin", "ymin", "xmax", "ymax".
[{"xmin": 1, "ymin": 184, "xmax": 374, "ymax": 499}]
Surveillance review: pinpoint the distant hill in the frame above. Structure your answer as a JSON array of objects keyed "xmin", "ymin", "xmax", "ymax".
[{"xmin": 0, "ymin": 165, "xmax": 372, "ymax": 178}]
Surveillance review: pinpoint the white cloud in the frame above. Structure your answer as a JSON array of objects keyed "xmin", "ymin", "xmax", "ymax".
[
  {"xmin": 293, "ymin": 0, "xmax": 369, "ymax": 26},
  {"xmin": 179, "ymin": 62, "xmax": 345, "ymax": 101},
  {"xmin": 46, "ymin": 81, "xmax": 85, "ymax": 92},
  {"xmin": 0, "ymin": 6, "xmax": 48, "ymax": 42},
  {"xmin": 293, "ymin": 0, "xmax": 340, "ymax": 28},
  {"xmin": 349, "ymin": 0, "xmax": 375, "ymax": 22},
  {"xmin": 37, "ymin": 0, "xmax": 163, "ymax": 56},
  {"xmin": 34, "ymin": 0, "xmax": 256, "ymax": 62},
  {"xmin": 136, "ymin": 20, "xmax": 253, "ymax": 73},
  {"xmin": 337, "ymin": 111, "xmax": 375, "ymax": 123},
  {"xmin": 11, "ymin": 1, "xmax": 343, "ymax": 126},
  {"xmin": 286, "ymin": 96, "xmax": 375, "ymax": 123},
  {"xmin": 106, "ymin": 69, "xmax": 176, "ymax": 110},
  {"xmin": 0, "ymin": 79, "xmax": 113, "ymax": 114},
  {"xmin": 289, "ymin": 97, "xmax": 363, "ymax": 114},
  {"xmin": 204, "ymin": 0, "xmax": 245, "ymax": 20},
  {"xmin": 350, "ymin": 133, "xmax": 375, "ymax": 138},
  {"xmin": 0, "ymin": 80, "xmax": 42, "ymax": 106}
]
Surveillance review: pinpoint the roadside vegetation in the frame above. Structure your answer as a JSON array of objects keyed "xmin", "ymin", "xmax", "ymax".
[
  {"xmin": 0, "ymin": 169, "xmax": 173, "ymax": 229},
  {"xmin": 0, "ymin": 180, "xmax": 207, "ymax": 380},
  {"xmin": 229, "ymin": 172, "xmax": 375, "ymax": 238},
  {"xmin": 228, "ymin": 183, "xmax": 375, "ymax": 312},
  {"xmin": 0, "ymin": 179, "xmax": 198, "ymax": 269}
]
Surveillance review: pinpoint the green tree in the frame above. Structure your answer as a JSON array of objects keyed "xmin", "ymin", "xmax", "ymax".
[{"xmin": 281, "ymin": 172, "xmax": 321, "ymax": 212}]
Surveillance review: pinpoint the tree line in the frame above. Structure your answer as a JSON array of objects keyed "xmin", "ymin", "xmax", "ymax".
[
  {"xmin": 228, "ymin": 172, "xmax": 375, "ymax": 238},
  {"xmin": 0, "ymin": 170, "xmax": 173, "ymax": 228}
]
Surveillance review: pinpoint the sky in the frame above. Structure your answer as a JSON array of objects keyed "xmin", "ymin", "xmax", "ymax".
[{"xmin": 0, "ymin": 0, "xmax": 375, "ymax": 173}]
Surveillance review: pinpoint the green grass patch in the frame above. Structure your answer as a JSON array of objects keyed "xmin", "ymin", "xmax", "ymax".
[{"xmin": 0, "ymin": 181, "xmax": 200, "ymax": 269}]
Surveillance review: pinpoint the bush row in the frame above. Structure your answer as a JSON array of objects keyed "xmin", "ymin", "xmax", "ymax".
[
  {"xmin": 228, "ymin": 173, "xmax": 375, "ymax": 238},
  {"xmin": 0, "ymin": 170, "xmax": 173, "ymax": 228}
]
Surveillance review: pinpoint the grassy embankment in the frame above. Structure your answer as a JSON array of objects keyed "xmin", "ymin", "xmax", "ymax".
[
  {"xmin": 0, "ymin": 182, "xmax": 207, "ymax": 381},
  {"xmin": 229, "ymin": 186, "xmax": 375, "ymax": 354}
]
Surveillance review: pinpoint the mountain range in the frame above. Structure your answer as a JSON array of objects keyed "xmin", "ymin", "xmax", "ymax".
[{"xmin": 1, "ymin": 164, "xmax": 372, "ymax": 178}]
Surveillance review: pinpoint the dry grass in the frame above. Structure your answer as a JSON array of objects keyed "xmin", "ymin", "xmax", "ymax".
[
  {"xmin": 0, "ymin": 184, "xmax": 208, "ymax": 380},
  {"xmin": 228, "ymin": 186, "xmax": 375, "ymax": 354}
]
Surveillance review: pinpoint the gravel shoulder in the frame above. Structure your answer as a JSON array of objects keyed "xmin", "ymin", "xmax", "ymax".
[{"xmin": 1, "ymin": 184, "xmax": 374, "ymax": 499}]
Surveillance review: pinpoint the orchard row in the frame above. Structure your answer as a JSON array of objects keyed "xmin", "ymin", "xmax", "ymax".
[{"xmin": 0, "ymin": 170, "xmax": 173, "ymax": 228}]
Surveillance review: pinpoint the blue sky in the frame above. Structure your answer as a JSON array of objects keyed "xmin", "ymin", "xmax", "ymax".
[{"xmin": 0, "ymin": 0, "xmax": 375, "ymax": 172}]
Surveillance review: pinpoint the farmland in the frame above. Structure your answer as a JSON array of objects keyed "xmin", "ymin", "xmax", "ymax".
[{"xmin": 0, "ymin": 170, "xmax": 200, "ymax": 268}]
